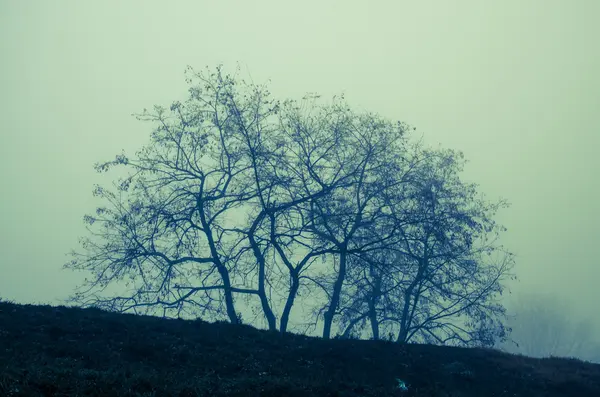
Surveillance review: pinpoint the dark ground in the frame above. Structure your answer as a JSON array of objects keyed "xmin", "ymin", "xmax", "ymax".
[{"xmin": 0, "ymin": 301, "xmax": 598, "ymax": 396}]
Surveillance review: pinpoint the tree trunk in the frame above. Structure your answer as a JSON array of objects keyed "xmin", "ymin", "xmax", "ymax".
[
  {"xmin": 342, "ymin": 313, "xmax": 368, "ymax": 339},
  {"xmin": 218, "ymin": 267, "xmax": 240, "ymax": 324},
  {"xmin": 323, "ymin": 249, "xmax": 347, "ymax": 339},
  {"xmin": 248, "ymin": 213, "xmax": 277, "ymax": 331},
  {"xmin": 368, "ymin": 299, "xmax": 379, "ymax": 340},
  {"xmin": 257, "ymin": 253, "xmax": 278, "ymax": 331},
  {"xmin": 198, "ymin": 200, "xmax": 239, "ymax": 324},
  {"xmin": 397, "ymin": 260, "xmax": 426, "ymax": 343},
  {"xmin": 280, "ymin": 271, "xmax": 299, "ymax": 333},
  {"xmin": 368, "ymin": 270, "xmax": 382, "ymax": 340},
  {"xmin": 396, "ymin": 289, "xmax": 412, "ymax": 343}
]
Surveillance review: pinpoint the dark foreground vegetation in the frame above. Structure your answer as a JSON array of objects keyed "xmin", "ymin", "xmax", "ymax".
[{"xmin": 1, "ymin": 301, "xmax": 599, "ymax": 396}]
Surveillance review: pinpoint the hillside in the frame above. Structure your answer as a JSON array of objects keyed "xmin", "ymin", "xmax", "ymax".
[{"xmin": 0, "ymin": 301, "xmax": 598, "ymax": 396}]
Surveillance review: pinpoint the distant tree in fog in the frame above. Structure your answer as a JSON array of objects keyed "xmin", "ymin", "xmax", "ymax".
[{"xmin": 497, "ymin": 292, "xmax": 599, "ymax": 362}]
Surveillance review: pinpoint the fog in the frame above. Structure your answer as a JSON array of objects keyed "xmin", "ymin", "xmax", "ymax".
[{"xmin": 1, "ymin": 0, "xmax": 598, "ymax": 358}]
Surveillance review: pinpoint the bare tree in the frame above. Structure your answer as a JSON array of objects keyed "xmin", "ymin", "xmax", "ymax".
[
  {"xmin": 297, "ymin": 111, "xmax": 413, "ymax": 339},
  {"xmin": 336, "ymin": 148, "xmax": 514, "ymax": 347},
  {"xmin": 65, "ymin": 65, "xmax": 515, "ymax": 348},
  {"xmin": 220, "ymin": 92, "xmax": 357, "ymax": 332},
  {"xmin": 65, "ymin": 66, "xmax": 268, "ymax": 324},
  {"xmin": 64, "ymin": 67, "xmax": 389, "ymax": 332}
]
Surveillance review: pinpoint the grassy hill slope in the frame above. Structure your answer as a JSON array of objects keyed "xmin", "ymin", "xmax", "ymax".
[{"xmin": 0, "ymin": 301, "xmax": 598, "ymax": 396}]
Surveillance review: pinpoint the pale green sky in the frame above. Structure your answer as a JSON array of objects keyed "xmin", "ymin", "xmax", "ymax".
[{"xmin": 1, "ymin": 1, "xmax": 598, "ymax": 332}]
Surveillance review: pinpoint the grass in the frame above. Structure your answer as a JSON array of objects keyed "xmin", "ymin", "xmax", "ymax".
[{"xmin": 0, "ymin": 301, "xmax": 599, "ymax": 396}]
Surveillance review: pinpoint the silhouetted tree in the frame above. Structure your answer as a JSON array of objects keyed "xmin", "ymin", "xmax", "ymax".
[
  {"xmin": 336, "ymin": 148, "xmax": 514, "ymax": 347},
  {"xmin": 65, "ymin": 65, "xmax": 515, "ymax": 347},
  {"xmin": 65, "ymin": 66, "xmax": 270, "ymax": 324}
]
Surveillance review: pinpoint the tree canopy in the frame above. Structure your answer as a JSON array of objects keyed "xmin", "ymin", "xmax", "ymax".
[{"xmin": 65, "ymin": 65, "xmax": 515, "ymax": 347}]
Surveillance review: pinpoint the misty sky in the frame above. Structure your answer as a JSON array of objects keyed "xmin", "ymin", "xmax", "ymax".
[{"xmin": 1, "ymin": 1, "xmax": 598, "ymax": 335}]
